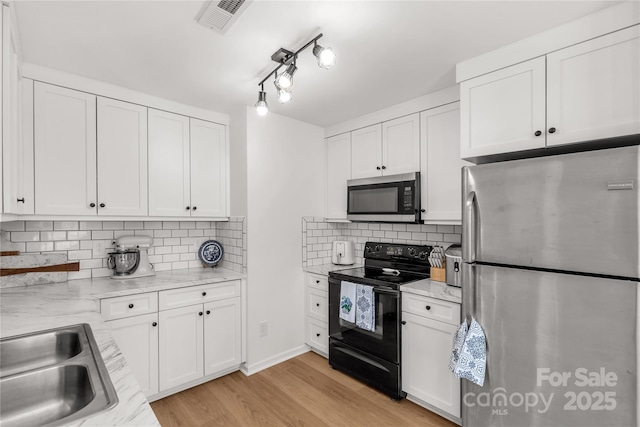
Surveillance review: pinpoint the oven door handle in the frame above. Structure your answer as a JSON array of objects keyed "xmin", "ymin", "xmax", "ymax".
[{"xmin": 374, "ymin": 287, "xmax": 399, "ymax": 296}]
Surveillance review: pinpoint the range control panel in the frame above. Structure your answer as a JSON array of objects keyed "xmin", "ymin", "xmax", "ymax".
[{"xmin": 364, "ymin": 242, "xmax": 432, "ymax": 263}]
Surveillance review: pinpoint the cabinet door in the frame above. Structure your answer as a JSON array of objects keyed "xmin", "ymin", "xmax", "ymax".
[
  {"xmin": 148, "ymin": 109, "xmax": 190, "ymax": 217},
  {"xmin": 34, "ymin": 82, "xmax": 97, "ymax": 215},
  {"xmin": 420, "ymin": 103, "xmax": 470, "ymax": 224},
  {"xmin": 460, "ymin": 57, "xmax": 546, "ymax": 159},
  {"xmin": 402, "ymin": 311, "xmax": 460, "ymax": 418},
  {"xmin": 382, "ymin": 113, "xmax": 420, "ymax": 176},
  {"xmin": 351, "ymin": 124, "xmax": 382, "ymax": 179},
  {"xmin": 326, "ymin": 133, "xmax": 351, "ymax": 219},
  {"xmin": 546, "ymin": 26, "xmax": 640, "ymax": 147},
  {"xmin": 159, "ymin": 305, "xmax": 204, "ymax": 391},
  {"xmin": 2, "ymin": 6, "xmax": 23, "ymax": 214},
  {"xmin": 203, "ymin": 297, "xmax": 241, "ymax": 376},
  {"xmin": 97, "ymin": 97, "xmax": 148, "ymax": 216},
  {"xmin": 190, "ymin": 118, "xmax": 227, "ymax": 217},
  {"xmin": 108, "ymin": 313, "xmax": 159, "ymax": 397}
]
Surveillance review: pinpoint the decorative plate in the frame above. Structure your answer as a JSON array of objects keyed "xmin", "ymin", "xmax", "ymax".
[{"xmin": 198, "ymin": 240, "xmax": 224, "ymax": 267}]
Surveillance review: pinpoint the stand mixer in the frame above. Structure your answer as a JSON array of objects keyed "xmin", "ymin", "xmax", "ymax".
[{"xmin": 107, "ymin": 236, "xmax": 155, "ymax": 279}]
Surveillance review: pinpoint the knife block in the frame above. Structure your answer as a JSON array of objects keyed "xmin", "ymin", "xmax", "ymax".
[{"xmin": 430, "ymin": 265, "xmax": 446, "ymax": 282}]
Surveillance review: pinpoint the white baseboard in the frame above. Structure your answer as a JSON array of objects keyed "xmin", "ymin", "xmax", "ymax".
[{"xmin": 242, "ymin": 345, "xmax": 310, "ymax": 376}]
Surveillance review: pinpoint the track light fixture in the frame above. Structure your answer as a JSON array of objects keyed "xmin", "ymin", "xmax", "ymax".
[{"xmin": 255, "ymin": 33, "xmax": 335, "ymax": 115}]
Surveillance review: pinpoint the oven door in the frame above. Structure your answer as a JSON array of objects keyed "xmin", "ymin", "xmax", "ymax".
[{"xmin": 328, "ymin": 278, "xmax": 400, "ymax": 363}]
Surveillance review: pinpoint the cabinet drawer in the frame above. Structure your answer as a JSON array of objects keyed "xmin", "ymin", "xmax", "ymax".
[
  {"xmin": 306, "ymin": 317, "xmax": 328, "ymax": 355},
  {"xmin": 307, "ymin": 287, "xmax": 328, "ymax": 322},
  {"xmin": 402, "ymin": 293, "xmax": 460, "ymax": 326},
  {"xmin": 306, "ymin": 273, "xmax": 328, "ymax": 291},
  {"xmin": 101, "ymin": 292, "xmax": 158, "ymax": 321},
  {"xmin": 159, "ymin": 280, "xmax": 240, "ymax": 311}
]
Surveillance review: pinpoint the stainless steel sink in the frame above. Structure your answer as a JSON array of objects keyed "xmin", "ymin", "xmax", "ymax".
[{"xmin": 0, "ymin": 324, "xmax": 118, "ymax": 427}]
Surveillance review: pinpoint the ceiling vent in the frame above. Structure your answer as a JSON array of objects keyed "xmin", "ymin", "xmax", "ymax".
[{"xmin": 196, "ymin": 0, "xmax": 253, "ymax": 34}]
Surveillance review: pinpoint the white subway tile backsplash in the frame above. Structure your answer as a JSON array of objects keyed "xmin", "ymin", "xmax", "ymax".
[
  {"xmin": 11, "ymin": 231, "xmax": 41, "ymax": 242},
  {"xmin": 1, "ymin": 221, "xmax": 25, "ymax": 232},
  {"xmin": 26, "ymin": 241, "xmax": 54, "ymax": 252},
  {"xmin": 162, "ymin": 222, "xmax": 179, "ymax": 229},
  {"xmin": 102, "ymin": 221, "xmax": 124, "ymax": 230},
  {"xmin": 171, "ymin": 230, "xmax": 188, "ymax": 238},
  {"xmin": 67, "ymin": 231, "xmax": 91, "ymax": 240},
  {"xmin": 40, "ymin": 231, "xmax": 67, "ymax": 241},
  {"xmin": 68, "ymin": 250, "xmax": 93, "ymax": 260},
  {"xmin": 54, "ymin": 221, "xmax": 79, "ymax": 231},
  {"xmin": 92, "ymin": 230, "xmax": 114, "ymax": 240},
  {"xmin": 55, "ymin": 241, "xmax": 80, "ymax": 251},
  {"xmin": 179, "ymin": 221, "xmax": 195, "ymax": 229},
  {"xmin": 144, "ymin": 221, "xmax": 163, "ymax": 230},
  {"xmin": 125, "ymin": 221, "xmax": 144, "ymax": 229},
  {"xmin": 25, "ymin": 221, "xmax": 53, "ymax": 231},
  {"xmin": 80, "ymin": 221, "xmax": 102, "ymax": 230}
]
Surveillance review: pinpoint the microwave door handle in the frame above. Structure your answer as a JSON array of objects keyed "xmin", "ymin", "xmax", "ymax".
[{"xmin": 463, "ymin": 191, "xmax": 477, "ymax": 263}]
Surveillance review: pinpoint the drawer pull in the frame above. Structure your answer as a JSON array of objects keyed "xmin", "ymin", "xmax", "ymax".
[
  {"xmin": 199, "ymin": 312, "xmax": 203, "ymax": 316},
  {"xmin": 316, "ymin": 333, "xmax": 321, "ymax": 337},
  {"xmin": 152, "ymin": 322, "xmax": 157, "ymax": 327},
  {"xmin": 202, "ymin": 292, "xmax": 207, "ymax": 296},
  {"xmin": 206, "ymin": 310, "xmax": 211, "ymax": 315},
  {"xmin": 401, "ymin": 321, "xmax": 407, "ymax": 325},
  {"xmin": 316, "ymin": 303, "xmax": 320, "ymax": 307},
  {"xmin": 425, "ymin": 305, "xmax": 431, "ymax": 311},
  {"xmin": 128, "ymin": 304, "xmax": 134, "ymax": 309},
  {"xmin": 316, "ymin": 280, "xmax": 320, "ymax": 284}
]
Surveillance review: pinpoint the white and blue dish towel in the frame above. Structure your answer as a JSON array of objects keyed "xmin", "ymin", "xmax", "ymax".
[
  {"xmin": 355, "ymin": 284, "xmax": 375, "ymax": 332},
  {"xmin": 339, "ymin": 281, "xmax": 357, "ymax": 323},
  {"xmin": 449, "ymin": 317, "xmax": 486, "ymax": 386}
]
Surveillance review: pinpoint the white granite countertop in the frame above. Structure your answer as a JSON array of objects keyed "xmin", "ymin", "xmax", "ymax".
[
  {"xmin": 0, "ymin": 267, "xmax": 245, "ymax": 426},
  {"xmin": 401, "ymin": 279, "xmax": 462, "ymax": 304},
  {"xmin": 303, "ymin": 263, "xmax": 363, "ymax": 276}
]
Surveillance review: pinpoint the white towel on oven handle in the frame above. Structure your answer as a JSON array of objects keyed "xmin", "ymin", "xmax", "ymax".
[
  {"xmin": 355, "ymin": 284, "xmax": 375, "ymax": 332},
  {"xmin": 339, "ymin": 281, "xmax": 357, "ymax": 323}
]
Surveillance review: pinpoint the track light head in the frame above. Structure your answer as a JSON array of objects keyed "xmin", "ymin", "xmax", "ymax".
[
  {"xmin": 255, "ymin": 90, "xmax": 269, "ymax": 116},
  {"xmin": 276, "ymin": 88, "xmax": 292, "ymax": 104},
  {"xmin": 275, "ymin": 63, "xmax": 297, "ymax": 90},
  {"xmin": 313, "ymin": 43, "xmax": 336, "ymax": 69}
]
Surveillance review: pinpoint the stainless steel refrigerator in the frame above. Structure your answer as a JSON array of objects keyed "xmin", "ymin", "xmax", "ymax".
[{"xmin": 461, "ymin": 145, "xmax": 639, "ymax": 427}]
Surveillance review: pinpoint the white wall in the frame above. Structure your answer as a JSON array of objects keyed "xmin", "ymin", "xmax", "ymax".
[
  {"xmin": 229, "ymin": 108, "xmax": 248, "ymax": 217},
  {"xmin": 245, "ymin": 107, "xmax": 325, "ymax": 372}
]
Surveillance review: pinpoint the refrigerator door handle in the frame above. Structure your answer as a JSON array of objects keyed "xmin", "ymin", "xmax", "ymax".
[
  {"xmin": 462, "ymin": 262, "xmax": 477, "ymax": 321},
  {"xmin": 463, "ymin": 191, "xmax": 477, "ymax": 263}
]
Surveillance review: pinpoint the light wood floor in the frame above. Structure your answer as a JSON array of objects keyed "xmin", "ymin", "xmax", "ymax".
[{"xmin": 151, "ymin": 351, "xmax": 458, "ymax": 427}]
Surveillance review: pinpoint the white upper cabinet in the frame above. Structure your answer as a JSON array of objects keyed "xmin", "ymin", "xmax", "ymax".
[
  {"xmin": 460, "ymin": 57, "xmax": 546, "ymax": 159},
  {"xmin": 148, "ymin": 109, "xmax": 191, "ymax": 217},
  {"xmin": 326, "ymin": 133, "xmax": 351, "ymax": 220},
  {"xmin": 97, "ymin": 97, "xmax": 148, "ymax": 216},
  {"xmin": 546, "ymin": 26, "xmax": 640, "ymax": 147},
  {"xmin": 420, "ymin": 103, "xmax": 469, "ymax": 224},
  {"xmin": 381, "ymin": 113, "xmax": 420, "ymax": 176},
  {"xmin": 190, "ymin": 118, "xmax": 227, "ymax": 217},
  {"xmin": 351, "ymin": 124, "xmax": 382, "ymax": 179},
  {"xmin": 34, "ymin": 82, "xmax": 97, "ymax": 215}
]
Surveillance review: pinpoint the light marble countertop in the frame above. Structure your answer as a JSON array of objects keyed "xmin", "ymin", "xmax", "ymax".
[
  {"xmin": 0, "ymin": 267, "xmax": 245, "ymax": 426},
  {"xmin": 303, "ymin": 263, "xmax": 363, "ymax": 276},
  {"xmin": 401, "ymin": 279, "xmax": 462, "ymax": 304}
]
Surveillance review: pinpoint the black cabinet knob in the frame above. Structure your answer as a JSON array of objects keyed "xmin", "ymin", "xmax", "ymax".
[
  {"xmin": 401, "ymin": 321, "xmax": 407, "ymax": 325},
  {"xmin": 316, "ymin": 333, "xmax": 321, "ymax": 337},
  {"xmin": 534, "ymin": 130, "xmax": 542, "ymax": 136},
  {"xmin": 128, "ymin": 304, "xmax": 134, "ymax": 309},
  {"xmin": 316, "ymin": 280, "xmax": 320, "ymax": 284},
  {"xmin": 199, "ymin": 312, "xmax": 203, "ymax": 316},
  {"xmin": 548, "ymin": 127, "xmax": 557, "ymax": 134},
  {"xmin": 425, "ymin": 305, "xmax": 431, "ymax": 311},
  {"xmin": 90, "ymin": 203, "xmax": 96, "ymax": 208},
  {"xmin": 206, "ymin": 310, "xmax": 211, "ymax": 315},
  {"xmin": 152, "ymin": 322, "xmax": 157, "ymax": 327},
  {"xmin": 381, "ymin": 166, "xmax": 386, "ymax": 170},
  {"xmin": 99, "ymin": 203, "xmax": 105, "ymax": 208},
  {"xmin": 192, "ymin": 206, "xmax": 197, "ymax": 211},
  {"xmin": 202, "ymin": 292, "xmax": 207, "ymax": 296},
  {"xmin": 186, "ymin": 206, "xmax": 191, "ymax": 210},
  {"xmin": 16, "ymin": 198, "xmax": 24, "ymax": 203},
  {"xmin": 376, "ymin": 166, "xmax": 381, "ymax": 170},
  {"xmin": 316, "ymin": 303, "xmax": 320, "ymax": 307}
]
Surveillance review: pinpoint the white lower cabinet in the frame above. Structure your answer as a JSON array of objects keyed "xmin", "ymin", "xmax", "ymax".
[
  {"xmin": 107, "ymin": 313, "xmax": 159, "ymax": 397},
  {"xmin": 402, "ymin": 292, "xmax": 461, "ymax": 422},
  {"xmin": 204, "ymin": 297, "xmax": 241, "ymax": 375},
  {"xmin": 159, "ymin": 304, "xmax": 204, "ymax": 391},
  {"xmin": 304, "ymin": 272, "xmax": 329, "ymax": 357}
]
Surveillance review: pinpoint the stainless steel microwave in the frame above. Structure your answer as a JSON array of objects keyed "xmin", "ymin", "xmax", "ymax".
[{"xmin": 346, "ymin": 172, "xmax": 421, "ymax": 223}]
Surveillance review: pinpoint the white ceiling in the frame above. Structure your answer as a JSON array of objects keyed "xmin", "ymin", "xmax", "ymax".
[{"xmin": 14, "ymin": 0, "xmax": 619, "ymax": 128}]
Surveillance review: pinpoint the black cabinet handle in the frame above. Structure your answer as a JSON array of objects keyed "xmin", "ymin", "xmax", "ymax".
[
  {"xmin": 534, "ymin": 130, "xmax": 542, "ymax": 136},
  {"xmin": 206, "ymin": 310, "xmax": 211, "ymax": 315},
  {"xmin": 316, "ymin": 333, "xmax": 321, "ymax": 337},
  {"xmin": 90, "ymin": 203, "xmax": 96, "ymax": 208},
  {"xmin": 202, "ymin": 292, "xmax": 207, "ymax": 296},
  {"xmin": 376, "ymin": 166, "xmax": 381, "ymax": 170},
  {"xmin": 186, "ymin": 206, "xmax": 191, "ymax": 210},
  {"xmin": 401, "ymin": 321, "xmax": 407, "ymax": 325},
  {"xmin": 420, "ymin": 209, "xmax": 426, "ymax": 213},
  {"xmin": 128, "ymin": 304, "xmax": 134, "ymax": 309},
  {"xmin": 16, "ymin": 198, "xmax": 24, "ymax": 203},
  {"xmin": 425, "ymin": 305, "xmax": 431, "ymax": 311},
  {"xmin": 192, "ymin": 206, "xmax": 197, "ymax": 211},
  {"xmin": 548, "ymin": 127, "xmax": 557, "ymax": 134},
  {"xmin": 99, "ymin": 203, "xmax": 105, "ymax": 208},
  {"xmin": 199, "ymin": 312, "xmax": 203, "ymax": 316},
  {"xmin": 381, "ymin": 166, "xmax": 386, "ymax": 170},
  {"xmin": 152, "ymin": 322, "xmax": 157, "ymax": 327}
]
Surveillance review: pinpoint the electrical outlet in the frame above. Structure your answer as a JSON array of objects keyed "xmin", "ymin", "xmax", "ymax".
[{"xmin": 259, "ymin": 321, "xmax": 268, "ymax": 337}]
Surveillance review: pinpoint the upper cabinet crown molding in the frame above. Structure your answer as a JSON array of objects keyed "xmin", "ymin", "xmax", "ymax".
[{"xmin": 456, "ymin": 2, "xmax": 640, "ymax": 82}]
